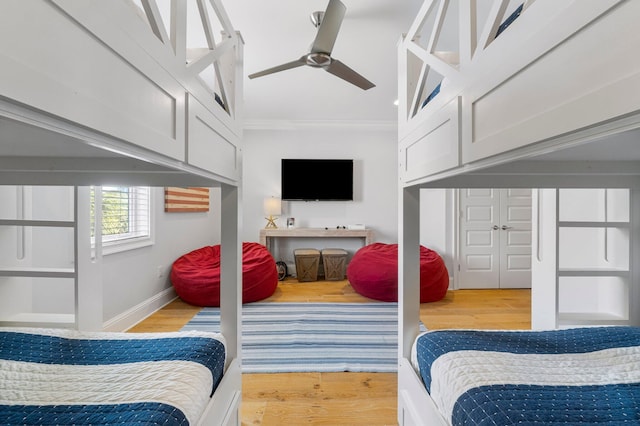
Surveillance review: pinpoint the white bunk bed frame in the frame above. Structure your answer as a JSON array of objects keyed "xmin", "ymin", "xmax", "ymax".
[
  {"xmin": 397, "ymin": 1, "xmax": 640, "ymax": 424},
  {"xmin": 0, "ymin": 1, "xmax": 243, "ymax": 424}
]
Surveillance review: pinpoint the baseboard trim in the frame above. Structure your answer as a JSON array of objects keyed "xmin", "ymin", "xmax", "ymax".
[{"xmin": 103, "ymin": 287, "xmax": 177, "ymax": 332}]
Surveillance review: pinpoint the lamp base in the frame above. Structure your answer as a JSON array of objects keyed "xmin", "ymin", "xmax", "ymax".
[{"xmin": 265, "ymin": 216, "xmax": 278, "ymax": 229}]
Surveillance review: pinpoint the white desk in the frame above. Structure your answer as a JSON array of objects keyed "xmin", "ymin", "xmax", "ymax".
[{"xmin": 259, "ymin": 228, "xmax": 374, "ymax": 254}]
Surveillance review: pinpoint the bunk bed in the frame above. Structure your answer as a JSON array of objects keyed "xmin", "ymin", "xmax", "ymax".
[
  {"xmin": 397, "ymin": 1, "xmax": 640, "ymax": 425},
  {"xmin": 0, "ymin": 1, "xmax": 243, "ymax": 425}
]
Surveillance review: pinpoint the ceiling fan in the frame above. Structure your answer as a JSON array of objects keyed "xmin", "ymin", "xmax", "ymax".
[{"xmin": 248, "ymin": 0, "xmax": 375, "ymax": 90}]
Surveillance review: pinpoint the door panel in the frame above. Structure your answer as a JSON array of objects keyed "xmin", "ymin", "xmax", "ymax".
[
  {"xmin": 466, "ymin": 255, "xmax": 493, "ymax": 270},
  {"xmin": 466, "ymin": 230, "xmax": 493, "ymax": 246},
  {"xmin": 500, "ymin": 189, "xmax": 532, "ymax": 288},
  {"xmin": 459, "ymin": 189, "xmax": 531, "ymax": 289},
  {"xmin": 458, "ymin": 189, "xmax": 499, "ymax": 288}
]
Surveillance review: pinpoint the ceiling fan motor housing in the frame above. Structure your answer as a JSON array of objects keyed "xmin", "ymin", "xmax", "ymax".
[{"xmin": 305, "ymin": 52, "xmax": 332, "ymax": 68}]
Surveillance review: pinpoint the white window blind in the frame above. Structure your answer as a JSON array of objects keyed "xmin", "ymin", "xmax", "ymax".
[{"xmin": 90, "ymin": 186, "xmax": 152, "ymax": 253}]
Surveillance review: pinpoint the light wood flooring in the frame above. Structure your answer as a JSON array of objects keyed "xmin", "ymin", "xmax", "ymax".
[{"xmin": 129, "ymin": 279, "xmax": 531, "ymax": 425}]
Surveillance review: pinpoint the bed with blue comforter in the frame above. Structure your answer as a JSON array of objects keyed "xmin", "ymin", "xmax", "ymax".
[
  {"xmin": 0, "ymin": 327, "xmax": 226, "ymax": 425},
  {"xmin": 413, "ymin": 327, "xmax": 640, "ymax": 425}
]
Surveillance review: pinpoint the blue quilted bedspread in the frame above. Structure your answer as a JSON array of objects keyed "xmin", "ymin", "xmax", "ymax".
[
  {"xmin": 1, "ymin": 402, "xmax": 190, "ymax": 425},
  {"xmin": 0, "ymin": 329, "xmax": 226, "ymax": 425},
  {"xmin": 414, "ymin": 327, "xmax": 640, "ymax": 425}
]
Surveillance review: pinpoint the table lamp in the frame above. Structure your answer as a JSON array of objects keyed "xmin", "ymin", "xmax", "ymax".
[{"xmin": 263, "ymin": 196, "xmax": 281, "ymax": 229}]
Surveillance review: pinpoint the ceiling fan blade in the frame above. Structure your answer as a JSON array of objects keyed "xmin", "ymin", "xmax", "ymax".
[
  {"xmin": 310, "ymin": 0, "xmax": 346, "ymax": 54},
  {"xmin": 325, "ymin": 59, "xmax": 376, "ymax": 90},
  {"xmin": 248, "ymin": 58, "xmax": 306, "ymax": 79}
]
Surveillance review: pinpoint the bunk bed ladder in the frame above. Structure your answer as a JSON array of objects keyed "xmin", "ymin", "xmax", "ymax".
[{"xmin": 0, "ymin": 186, "xmax": 102, "ymax": 330}]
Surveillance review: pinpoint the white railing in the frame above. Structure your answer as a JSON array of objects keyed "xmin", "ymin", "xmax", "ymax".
[
  {"xmin": 0, "ymin": 0, "xmax": 244, "ymax": 182},
  {"xmin": 124, "ymin": 0, "xmax": 241, "ymax": 121},
  {"xmin": 398, "ymin": 0, "xmax": 636, "ymax": 180},
  {"xmin": 400, "ymin": 0, "xmax": 536, "ymax": 124}
]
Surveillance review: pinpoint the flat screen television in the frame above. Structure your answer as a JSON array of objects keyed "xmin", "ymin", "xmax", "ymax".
[{"xmin": 281, "ymin": 159, "xmax": 353, "ymax": 201}]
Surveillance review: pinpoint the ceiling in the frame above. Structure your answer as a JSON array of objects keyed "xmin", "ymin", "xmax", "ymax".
[{"xmin": 223, "ymin": 0, "xmax": 423, "ymax": 125}]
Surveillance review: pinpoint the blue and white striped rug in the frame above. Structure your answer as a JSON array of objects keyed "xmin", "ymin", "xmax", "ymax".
[{"xmin": 182, "ymin": 302, "xmax": 405, "ymax": 373}]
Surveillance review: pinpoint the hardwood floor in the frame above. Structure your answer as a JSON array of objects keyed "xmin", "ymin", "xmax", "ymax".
[
  {"xmin": 421, "ymin": 287, "xmax": 531, "ymax": 331},
  {"xmin": 130, "ymin": 278, "xmax": 531, "ymax": 425}
]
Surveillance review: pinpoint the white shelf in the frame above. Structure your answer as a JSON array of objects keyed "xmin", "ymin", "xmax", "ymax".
[
  {"xmin": 0, "ymin": 219, "xmax": 75, "ymax": 227},
  {"xmin": 532, "ymin": 188, "xmax": 636, "ymax": 329},
  {"xmin": 556, "ymin": 188, "xmax": 633, "ymax": 328},
  {"xmin": 0, "ymin": 266, "xmax": 76, "ymax": 278},
  {"xmin": 558, "ymin": 221, "xmax": 630, "ymax": 228},
  {"xmin": 0, "ymin": 313, "xmax": 76, "ymax": 328},
  {"xmin": 558, "ymin": 312, "xmax": 628, "ymax": 325},
  {"xmin": 558, "ymin": 268, "xmax": 629, "ymax": 277}
]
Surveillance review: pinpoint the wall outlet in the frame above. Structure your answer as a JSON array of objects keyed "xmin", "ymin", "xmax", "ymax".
[{"xmin": 157, "ymin": 265, "xmax": 165, "ymax": 279}]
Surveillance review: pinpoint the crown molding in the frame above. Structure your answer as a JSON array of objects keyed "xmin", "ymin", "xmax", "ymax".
[{"xmin": 243, "ymin": 119, "xmax": 397, "ymax": 131}]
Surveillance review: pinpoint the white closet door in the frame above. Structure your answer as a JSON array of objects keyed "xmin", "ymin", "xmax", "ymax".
[
  {"xmin": 499, "ymin": 189, "xmax": 532, "ymax": 288},
  {"xmin": 458, "ymin": 189, "xmax": 531, "ymax": 289},
  {"xmin": 458, "ymin": 188, "xmax": 500, "ymax": 289}
]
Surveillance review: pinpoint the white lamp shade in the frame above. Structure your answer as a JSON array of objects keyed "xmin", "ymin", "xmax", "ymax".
[{"xmin": 264, "ymin": 197, "xmax": 282, "ymax": 216}]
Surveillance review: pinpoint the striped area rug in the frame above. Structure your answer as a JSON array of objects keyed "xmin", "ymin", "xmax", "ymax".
[{"xmin": 182, "ymin": 302, "xmax": 403, "ymax": 373}]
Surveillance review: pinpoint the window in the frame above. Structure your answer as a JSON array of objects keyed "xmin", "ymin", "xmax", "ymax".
[{"xmin": 90, "ymin": 186, "xmax": 153, "ymax": 254}]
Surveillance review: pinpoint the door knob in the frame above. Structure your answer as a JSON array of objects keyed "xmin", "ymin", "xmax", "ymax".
[
  {"xmin": 492, "ymin": 225, "xmax": 499, "ymax": 230},
  {"xmin": 501, "ymin": 225, "xmax": 512, "ymax": 230}
]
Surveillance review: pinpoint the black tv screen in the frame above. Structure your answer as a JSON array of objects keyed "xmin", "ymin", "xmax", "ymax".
[{"xmin": 281, "ymin": 159, "xmax": 353, "ymax": 201}]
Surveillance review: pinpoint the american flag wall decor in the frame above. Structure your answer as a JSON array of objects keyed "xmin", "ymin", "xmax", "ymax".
[{"xmin": 164, "ymin": 187, "xmax": 210, "ymax": 212}]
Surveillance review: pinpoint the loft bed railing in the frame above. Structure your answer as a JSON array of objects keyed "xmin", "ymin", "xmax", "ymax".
[
  {"xmin": 127, "ymin": 0, "xmax": 240, "ymax": 122},
  {"xmin": 401, "ymin": 0, "xmax": 536, "ymax": 124},
  {"xmin": 0, "ymin": 0, "xmax": 244, "ymax": 186},
  {"xmin": 397, "ymin": 0, "xmax": 640, "ymax": 186}
]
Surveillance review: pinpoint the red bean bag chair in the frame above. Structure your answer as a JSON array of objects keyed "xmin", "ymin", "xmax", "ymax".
[
  {"xmin": 170, "ymin": 242, "xmax": 278, "ymax": 306},
  {"xmin": 346, "ymin": 243, "xmax": 448, "ymax": 303}
]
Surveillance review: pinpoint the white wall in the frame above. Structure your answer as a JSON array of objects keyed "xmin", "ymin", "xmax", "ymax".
[
  {"xmin": 101, "ymin": 186, "xmax": 221, "ymax": 323},
  {"xmin": 420, "ymin": 188, "xmax": 455, "ymax": 278},
  {"xmin": 242, "ymin": 125, "xmax": 398, "ymax": 271}
]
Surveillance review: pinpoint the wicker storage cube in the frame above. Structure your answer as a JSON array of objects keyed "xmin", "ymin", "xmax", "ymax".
[
  {"xmin": 294, "ymin": 248, "xmax": 320, "ymax": 282},
  {"xmin": 321, "ymin": 248, "xmax": 348, "ymax": 281}
]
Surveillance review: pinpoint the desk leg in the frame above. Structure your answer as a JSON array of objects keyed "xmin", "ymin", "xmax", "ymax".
[
  {"xmin": 266, "ymin": 237, "xmax": 273, "ymax": 256},
  {"xmin": 260, "ymin": 234, "xmax": 271, "ymax": 253}
]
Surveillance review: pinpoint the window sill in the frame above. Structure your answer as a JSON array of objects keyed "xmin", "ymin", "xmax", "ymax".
[{"xmin": 98, "ymin": 237, "xmax": 154, "ymax": 256}]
